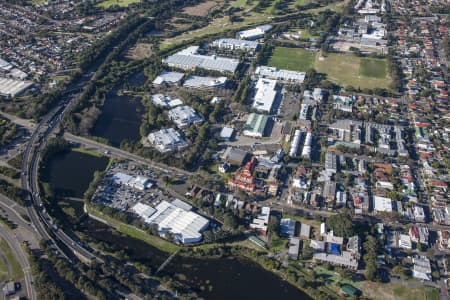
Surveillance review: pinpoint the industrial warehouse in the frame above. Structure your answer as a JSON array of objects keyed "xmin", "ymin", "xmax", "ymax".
[
  {"xmin": 236, "ymin": 25, "xmax": 273, "ymax": 40},
  {"xmin": 243, "ymin": 113, "xmax": 270, "ymax": 138},
  {"xmin": 132, "ymin": 200, "xmax": 209, "ymax": 244},
  {"xmin": 0, "ymin": 77, "xmax": 33, "ymax": 97},
  {"xmin": 252, "ymin": 78, "xmax": 278, "ymax": 113},
  {"xmin": 163, "ymin": 46, "xmax": 239, "ymax": 73}
]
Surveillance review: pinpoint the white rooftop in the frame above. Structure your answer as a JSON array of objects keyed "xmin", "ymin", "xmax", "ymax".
[
  {"xmin": 148, "ymin": 128, "xmax": 187, "ymax": 153},
  {"xmin": 255, "ymin": 66, "xmax": 305, "ymax": 83},
  {"xmin": 153, "ymin": 71, "xmax": 184, "ymax": 85},
  {"xmin": 151, "ymin": 94, "xmax": 183, "ymax": 108},
  {"xmin": 147, "ymin": 200, "xmax": 209, "ymax": 244},
  {"xmin": 237, "ymin": 25, "xmax": 272, "ymax": 40},
  {"xmin": 168, "ymin": 105, "xmax": 203, "ymax": 128},
  {"xmin": 220, "ymin": 127, "xmax": 234, "ymax": 139},
  {"xmin": 0, "ymin": 77, "xmax": 33, "ymax": 97},
  {"xmin": 373, "ymin": 196, "xmax": 393, "ymax": 212},
  {"xmin": 183, "ymin": 75, "xmax": 227, "ymax": 88},
  {"xmin": 164, "ymin": 46, "xmax": 239, "ymax": 73},
  {"xmin": 132, "ymin": 202, "xmax": 156, "ymax": 221},
  {"xmin": 252, "ymin": 78, "xmax": 277, "ymax": 113},
  {"xmin": 212, "ymin": 38, "xmax": 259, "ymax": 51}
]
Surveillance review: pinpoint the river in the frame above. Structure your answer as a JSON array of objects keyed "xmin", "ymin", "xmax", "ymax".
[
  {"xmin": 81, "ymin": 218, "xmax": 312, "ymax": 300},
  {"xmin": 91, "ymin": 72, "xmax": 146, "ymax": 147},
  {"xmin": 47, "ymin": 140, "xmax": 311, "ymax": 300},
  {"xmin": 46, "ymin": 150, "xmax": 109, "ymax": 198}
]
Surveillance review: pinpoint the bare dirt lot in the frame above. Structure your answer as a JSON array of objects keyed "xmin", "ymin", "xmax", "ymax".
[
  {"xmin": 125, "ymin": 43, "xmax": 154, "ymax": 60},
  {"xmin": 182, "ymin": 1, "xmax": 219, "ymax": 16},
  {"xmin": 331, "ymin": 40, "xmax": 358, "ymax": 52}
]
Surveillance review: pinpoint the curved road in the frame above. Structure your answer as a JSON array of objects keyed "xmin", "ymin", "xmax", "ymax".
[{"xmin": 0, "ymin": 225, "xmax": 35, "ymax": 300}]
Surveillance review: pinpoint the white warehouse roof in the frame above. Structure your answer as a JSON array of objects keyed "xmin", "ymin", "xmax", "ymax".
[
  {"xmin": 252, "ymin": 78, "xmax": 277, "ymax": 113},
  {"xmin": 147, "ymin": 200, "xmax": 209, "ymax": 244},
  {"xmin": 0, "ymin": 77, "xmax": 33, "ymax": 97},
  {"xmin": 164, "ymin": 46, "xmax": 239, "ymax": 73},
  {"xmin": 112, "ymin": 172, "xmax": 153, "ymax": 190},
  {"xmin": 132, "ymin": 202, "xmax": 156, "ymax": 221},
  {"xmin": 237, "ymin": 25, "xmax": 273, "ymax": 40},
  {"xmin": 183, "ymin": 75, "xmax": 227, "ymax": 88},
  {"xmin": 255, "ymin": 66, "xmax": 305, "ymax": 83}
]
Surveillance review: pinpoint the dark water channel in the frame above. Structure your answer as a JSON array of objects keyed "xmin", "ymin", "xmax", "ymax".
[
  {"xmin": 47, "ymin": 150, "xmax": 109, "ymax": 198},
  {"xmin": 80, "ymin": 219, "xmax": 311, "ymax": 300},
  {"xmin": 91, "ymin": 72, "xmax": 146, "ymax": 147}
]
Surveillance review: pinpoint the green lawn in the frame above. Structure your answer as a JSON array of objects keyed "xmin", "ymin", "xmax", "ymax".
[
  {"xmin": 315, "ymin": 52, "xmax": 391, "ymax": 89},
  {"xmin": 117, "ymin": 224, "xmax": 180, "ymax": 253},
  {"xmin": 230, "ymin": 0, "xmax": 249, "ymax": 8},
  {"xmin": 269, "ymin": 236, "xmax": 288, "ymax": 252},
  {"xmin": 0, "ymin": 255, "xmax": 8, "ymax": 281},
  {"xmin": 268, "ymin": 47, "xmax": 315, "ymax": 72},
  {"xmin": 72, "ymin": 147, "xmax": 103, "ymax": 158},
  {"xmin": 393, "ymin": 285, "xmax": 439, "ymax": 300},
  {"xmin": 360, "ymin": 58, "xmax": 387, "ymax": 78},
  {"xmin": 97, "ymin": 0, "xmax": 141, "ymax": 8},
  {"xmin": 86, "ymin": 205, "xmax": 179, "ymax": 253},
  {"xmin": 0, "ymin": 238, "xmax": 23, "ymax": 281},
  {"xmin": 160, "ymin": 12, "xmax": 269, "ymax": 49},
  {"xmin": 293, "ymin": 0, "xmax": 308, "ymax": 6},
  {"xmin": 298, "ymin": 30, "xmax": 318, "ymax": 40}
]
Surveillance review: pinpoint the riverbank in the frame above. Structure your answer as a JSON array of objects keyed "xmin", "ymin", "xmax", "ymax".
[
  {"xmin": 85, "ymin": 204, "xmax": 180, "ymax": 253},
  {"xmin": 84, "ymin": 204, "xmax": 318, "ymax": 299}
]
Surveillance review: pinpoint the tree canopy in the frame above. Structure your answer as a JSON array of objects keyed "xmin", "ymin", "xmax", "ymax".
[{"xmin": 325, "ymin": 210, "xmax": 354, "ymax": 238}]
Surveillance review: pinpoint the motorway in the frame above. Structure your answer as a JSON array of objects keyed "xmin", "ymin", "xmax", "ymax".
[{"xmin": 19, "ymin": 72, "xmax": 103, "ymax": 265}]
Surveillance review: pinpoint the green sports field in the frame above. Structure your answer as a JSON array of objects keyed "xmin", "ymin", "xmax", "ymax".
[
  {"xmin": 360, "ymin": 57, "xmax": 387, "ymax": 78},
  {"xmin": 267, "ymin": 47, "xmax": 390, "ymax": 89},
  {"xmin": 268, "ymin": 47, "xmax": 315, "ymax": 72},
  {"xmin": 315, "ymin": 52, "xmax": 390, "ymax": 89}
]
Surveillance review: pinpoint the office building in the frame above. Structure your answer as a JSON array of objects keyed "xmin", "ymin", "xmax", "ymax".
[
  {"xmin": 211, "ymin": 38, "xmax": 259, "ymax": 52},
  {"xmin": 254, "ymin": 66, "xmax": 305, "ymax": 83},
  {"xmin": 148, "ymin": 128, "xmax": 188, "ymax": 153},
  {"xmin": 237, "ymin": 25, "xmax": 272, "ymax": 40},
  {"xmin": 168, "ymin": 105, "xmax": 203, "ymax": 128}
]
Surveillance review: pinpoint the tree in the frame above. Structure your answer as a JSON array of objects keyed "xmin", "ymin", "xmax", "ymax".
[
  {"xmin": 149, "ymin": 223, "xmax": 159, "ymax": 236},
  {"xmin": 416, "ymin": 242, "xmax": 423, "ymax": 252},
  {"xmin": 325, "ymin": 210, "xmax": 355, "ymax": 238},
  {"xmin": 223, "ymin": 213, "xmax": 238, "ymax": 229},
  {"xmin": 365, "ymin": 262, "xmax": 377, "ymax": 281},
  {"xmin": 392, "ymin": 265, "xmax": 408, "ymax": 279},
  {"xmin": 165, "ymin": 231, "xmax": 175, "ymax": 242},
  {"xmin": 268, "ymin": 215, "xmax": 280, "ymax": 235}
]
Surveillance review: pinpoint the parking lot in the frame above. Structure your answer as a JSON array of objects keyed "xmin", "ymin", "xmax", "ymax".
[{"xmin": 92, "ymin": 161, "xmax": 171, "ymax": 213}]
